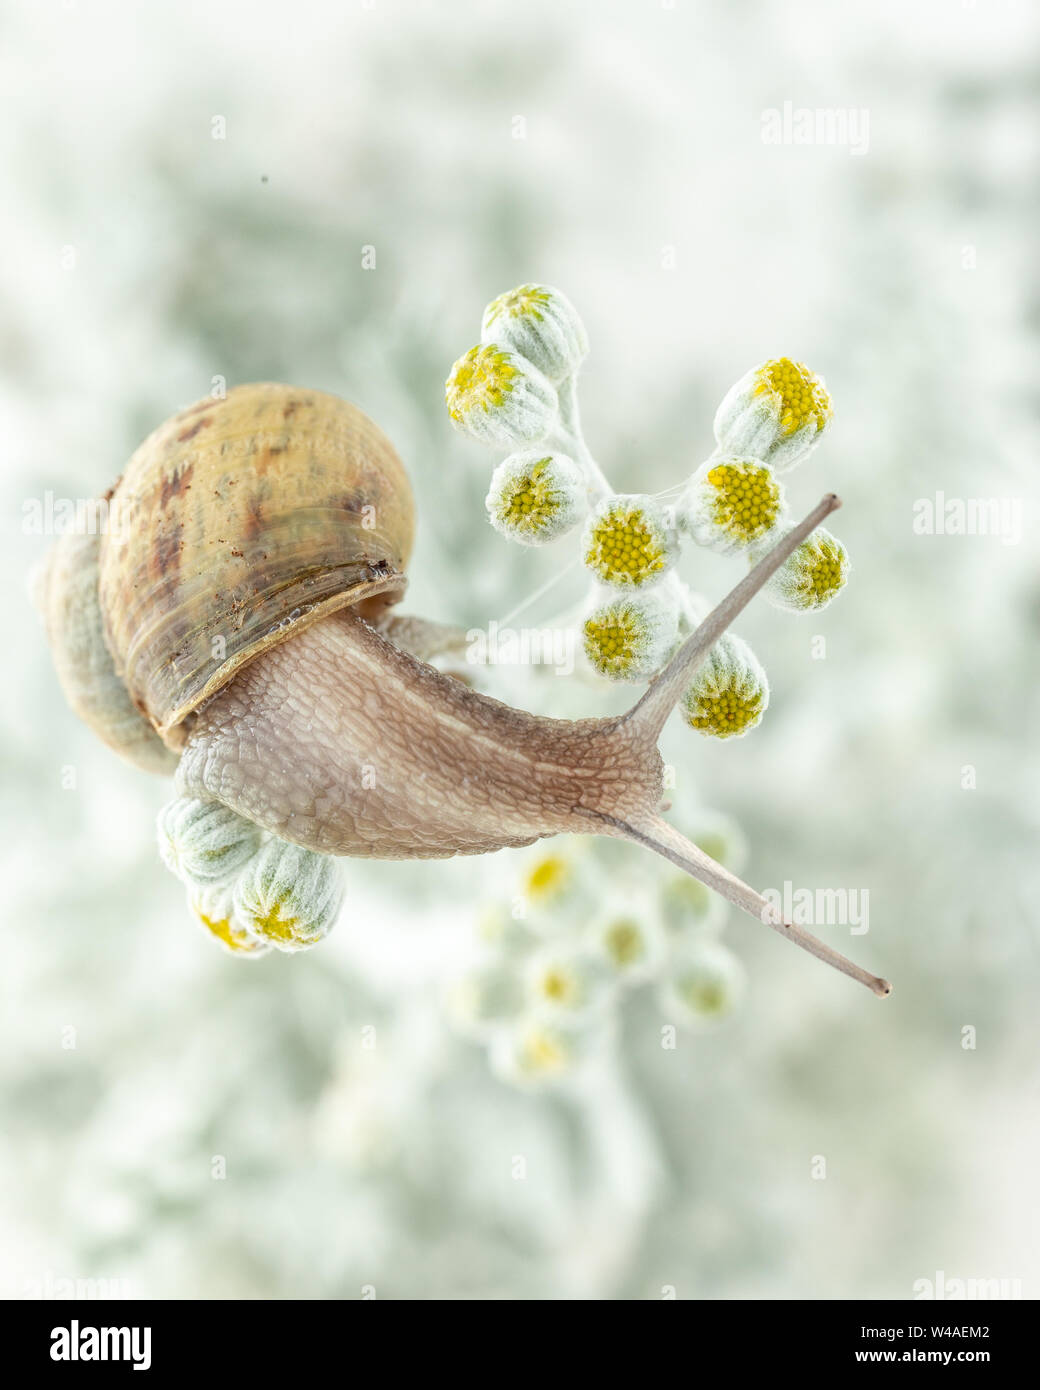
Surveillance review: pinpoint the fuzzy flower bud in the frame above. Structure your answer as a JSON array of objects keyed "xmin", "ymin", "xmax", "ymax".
[
  {"xmin": 490, "ymin": 1019, "xmax": 589, "ymax": 1088},
  {"xmin": 582, "ymin": 588, "xmax": 678, "ymax": 681},
  {"xmin": 233, "ymin": 838, "xmax": 345, "ymax": 952},
  {"xmin": 590, "ymin": 911, "xmax": 663, "ymax": 983},
  {"xmin": 485, "ymin": 450, "xmax": 586, "ymax": 545},
  {"xmin": 714, "ymin": 357, "xmax": 832, "ymax": 473},
  {"xmin": 157, "ymin": 796, "xmax": 263, "ymax": 887},
  {"xmin": 187, "ymin": 881, "xmax": 270, "ymax": 958},
  {"xmin": 763, "ymin": 526, "xmax": 850, "ymax": 612},
  {"xmin": 445, "ymin": 343, "xmax": 557, "ymax": 448},
  {"xmin": 659, "ymin": 943, "xmax": 746, "ymax": 1029},
  {"xmin": 582, "ymin": 494, "xmax": 678, "ymax": 589},
  {"xmin": 525, "ymin": 946, "xmax": 611, "ymax": 1024},
  {"xmin": 481, "ymin": 283, "xmax": 589, "ymax": 382},
  {"xmin": 680, "ymin": 597, "xmax": 769, "ymax": 739},
  {"xmin": 683, "ymin": 455, "xmax": 786, "ymax": 555}
]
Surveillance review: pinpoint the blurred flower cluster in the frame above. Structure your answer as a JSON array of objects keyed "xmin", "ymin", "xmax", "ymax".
[
  {"xmin": 446, "ymin": 285, "xmax": 852, "ymax": 741},
  {"xmin": 445, "ymin": 813, "xmax": 749, "ymax": 1089}
]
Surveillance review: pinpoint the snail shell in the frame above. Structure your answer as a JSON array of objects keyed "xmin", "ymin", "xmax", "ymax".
[{"xmin": 45, "ymin": 383, "xmax": 414, "ymax": 763}]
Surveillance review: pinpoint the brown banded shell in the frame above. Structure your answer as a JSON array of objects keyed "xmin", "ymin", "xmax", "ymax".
[
  {"xmin": 33, "ymin": 529, "xmax": 180, "ymax": 774},
  {"xmin": 97, "ymin": 383, "xmax": 414, "ymax": 750}
]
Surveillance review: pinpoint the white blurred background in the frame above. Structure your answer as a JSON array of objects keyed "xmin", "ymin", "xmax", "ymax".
[{"xmin": 1, "ymin": 0, "xmax": 1037, "ymax": 1299}]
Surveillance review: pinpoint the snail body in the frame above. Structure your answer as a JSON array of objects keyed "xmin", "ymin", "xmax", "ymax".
[{"xmin": 38, "ymin": 384, "xmax": 889, "ymax": 995}]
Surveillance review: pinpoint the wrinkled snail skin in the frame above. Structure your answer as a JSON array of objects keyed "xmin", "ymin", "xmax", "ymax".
[{"xmin": 175, "ymin": 606, "xmax": 666, "ymax": 859}]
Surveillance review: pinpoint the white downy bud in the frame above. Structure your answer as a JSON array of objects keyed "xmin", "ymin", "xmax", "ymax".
[
  {"xmin": 588, "ymin": 909, "xmax": 664, "ymax": 984},
  {"xmin": 582, "ymin": 493, "xmax": 678, "ymax": 589},
  {"xmin": 445, "ymin": 343, "xmax": 557, "ymax": 448},
  {"xmin": 582, "ymin": 587, "xmax": 679, "ymax": 681},
  {"xmin": 234, "ymin": 838, "xmax": 345, "ymax": 952},
  {"xmin": 481, "ymin": 283, "xmax": 588, "ymax": 382},
  {"xmin": 680, "ymin": 594, "xmax": 768, "ymax": 740},
  {"xmin": 187, "ymin": 880, "xmax": 270, "ymax": 958},
  {"xmin": 489, "ymin": 1018, "xmax": 592, "ymax": 1089},
  {"xmin": 682, "ymin": 455, "xmax": 786, "ymax": 555},
  {"xmin": 157, "ymin": 796, "xmax": 263, "ymax": 886},
  {"xmin": 714, "ymin": 357, "xmax": 832, "ymax": 473},
  {"xmin": 525, "ymin": 946, "xmax": 612, "ymax": 1025},
  {"xmin": 762, "ymin": 526, "xmax": 850, "ymax": 612},
  {"xmin": 659, "ymin": 942, "xmax": 746, "ymax": 1029},
  {"xmin": 485, "ymin": 450, "xmax": 586, "ymax": 544}
]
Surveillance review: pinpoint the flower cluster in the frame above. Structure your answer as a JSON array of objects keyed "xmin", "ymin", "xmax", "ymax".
[
  {"xmin": 445, "ymin": 817, "xmax": 748, "ymax": 1089},
  {"xmin": 157, "ymin": 796, "xmax": 344, "ymax": 955},
  {"xmin": 446, "ymin": 285, "xmax": 851, "ymax": 735}
]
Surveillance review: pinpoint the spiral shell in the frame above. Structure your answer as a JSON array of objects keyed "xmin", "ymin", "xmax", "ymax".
[{"xmin": 45, "ymin": 383, "xmax": 415, "ymax": 761}]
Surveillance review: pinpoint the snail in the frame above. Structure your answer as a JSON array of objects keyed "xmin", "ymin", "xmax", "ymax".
[{"xmin": 36, "ymin": 382, "xmax": 890, "ymax": 996}]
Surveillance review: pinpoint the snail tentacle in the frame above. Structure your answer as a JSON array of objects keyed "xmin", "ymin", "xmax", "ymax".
[{"xmin": 586, "ymin": 809, "xmax": 890, "ymax": 998}]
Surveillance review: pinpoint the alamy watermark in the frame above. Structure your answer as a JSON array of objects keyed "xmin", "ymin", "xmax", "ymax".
[
  {"xmin": 913, "ymin": 493, "xmax": 1023, "ymax": 546},
  {"xmin": 760, "ymin": 881, "xmax": 869, "ymax": 935},
  {"xmin": 913, "ymin": 1270, "xmax": 1023, "ymax": 1301},
  {"xmin": 467, "ymin": 622, "xmax": 576, "ymax": 676},
  {"xmin": 23, "ymin": 1270, "xmax": 131, "ymax": 1299},
  {"xmin": 761, "ymin": 101, "xmax": 869, "ymax": 156},
  {"xmin": 21, "ymin": 491, "xmax": 130, "ymax": 539}
]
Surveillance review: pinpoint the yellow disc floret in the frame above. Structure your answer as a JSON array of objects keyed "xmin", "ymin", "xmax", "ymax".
[
  {"xmin": 446, "ymin": 344, "xmax": 520, "ymax": 422},
  {"xmin": 603, "ymin": 918, "xmax": 644, "ymax": 968},
  {"xmin": 583, "ymin": 606, "xmax": 641, "ymax": 676},
  {"xmin": 678, "ymin": 976, "xmax": 728, "ymax": 1016},
  {"xmin": 802, "ymin": 533, "xmax": 847, "ymax": 604},
  {"xmin": 765, "ymin": 526, "xmax": 850, "ymax": 612},
  {"xmin": 706, "ymin": 459, "xmax": 782, "ymax": 545},
  {"xmin": 483, "ymin": 284, "xmax": 554, "ymax": 329},
  {"xmin": 582, "ymin": 591, "xmax": 677, "ymax": 681},
  {"xmin": 495, "ymin": 458, "xmax": 555, "ymax": 530},
  {"xmin": 517, "ymin": 1024, "xmax": 571, "ymax": 1075},
  {"xmin": 486, "ymin": 451, "xmax": 585, "ymax": 544},
  {"xmin": 683, "ymin": 681, "xmax": 766, "ymax": 738},
  {"xmin": 249, "ymin": 897, "xmax": 313, "ymax": 947},
  {"xmin": 754, "ymin": 357, "xmax": 832, "ymax": 437},
  {"xmin": 681, "ymin": 633, "xmax": 769, "ymax": 739},
  {"xmin": 196, "ymin": 907, "xmax": 267, "ymax": 955},
  {"xmin": 538, "ymin": 966, "xmax": 578, "ymax": 1006},
  {"xmin": 583, "ymin": 496, "xmax": 674, "ymax": 587}
]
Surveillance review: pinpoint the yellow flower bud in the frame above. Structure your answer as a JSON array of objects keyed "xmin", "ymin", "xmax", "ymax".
[
  {"xmin": 445, "ymin": 343, "xmax": 557, "ymax": 448},
  {"xmin": 681, "ymin": 631, "xmax": 769, "ymax": 739},
  {"xmin": 582, "ymin": 589, "xmax": 678, "ymax": 681},
  {"xmin": 683, "ymin": 455, "xmax": 786, "ymax": 554},
  {"xmin": 714, "ymin": 357, "xmax": 832, "ymax": 473},
  {"xmin": 582, "ymin": 494, "xmax": 677, "ymax": 588},
  {"xmin": 187, "ymin": 882, "xmax": 270, "ymax": 958},
  {"xmin": 490, "ymin": 1019, "xmax": 589, "ymax": 1088},
  {"xmin": 763, "ymin": 526, "xmax": 850, "ymax": 612},
  {"xmin": 234, "ymin": 839, "xmax": 344, "ymax": 952},
  {"xmin": 481, "ymin": 283, "xmax": 588, "ymax": 382},
  {"xmin": 525, "ymin": 946, "xmax": 611, "ymax": 1023},
  {"xmin": 660, "ymin": 943, "xmax": 746, "ymax": 1029},
  {"xmin": 485, "ymin": 451, "xmax": 586, "ymax": 544},
  {"xmin": 590, "ymin": 911, "xmax": 663, "ymax": 982}
]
